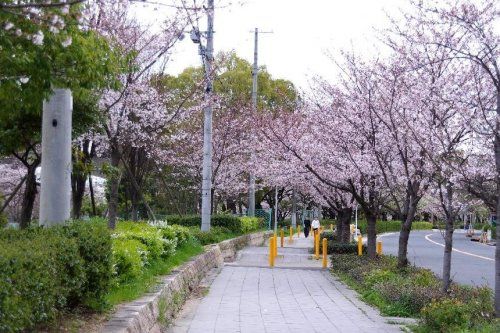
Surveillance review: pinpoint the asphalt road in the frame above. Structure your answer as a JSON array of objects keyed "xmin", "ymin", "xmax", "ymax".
[{"xmin": 379, "ymin": 230, "xmax": 495, "ymax": 289}]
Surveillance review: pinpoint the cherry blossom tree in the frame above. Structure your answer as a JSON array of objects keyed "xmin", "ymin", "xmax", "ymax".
[
  {"xmin": 85, "ymin": 0, "xmax": 195, "ymax": 228},
  {"xmin": 386, "ymin": 0, "xmax": 499, "ymax": 314}
]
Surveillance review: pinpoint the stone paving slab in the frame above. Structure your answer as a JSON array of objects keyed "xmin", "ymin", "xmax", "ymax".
[
  {"xmin": 167, "ymin": 233, "xmax": 404, "ymax": 333},
  {"xmin": 167, "ymin": 266, "xmax": 402, "ymax": 333}
]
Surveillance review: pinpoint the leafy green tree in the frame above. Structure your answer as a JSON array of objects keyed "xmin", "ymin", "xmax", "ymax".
[
  {"xmin": 0, "ymin": 11, "xmax": 123, "ymax": 227},
  {"xmin": 149, "ymin": 51, "xmax": 298, "ymax": 215},
  {"xmin": 159, "ymin": 51, "xmax": 298, "ymax": 112}
]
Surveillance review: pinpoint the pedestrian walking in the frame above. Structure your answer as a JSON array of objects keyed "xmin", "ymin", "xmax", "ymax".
[
  {"xmin": 312, "ymin": 217, "xmax": 320, "ymax": 238},
  {"xmin": 304, "ymin": 219, "xmax": 311, "ymax": 238}
]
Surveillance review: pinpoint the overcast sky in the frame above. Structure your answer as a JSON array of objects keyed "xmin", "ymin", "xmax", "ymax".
[{"xmin": 136, "ymin": 0, "xmax": 408, "ymax": 91}]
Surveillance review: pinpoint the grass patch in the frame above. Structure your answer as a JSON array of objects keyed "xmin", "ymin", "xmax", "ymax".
[
  {"xmin": 157, "ymin": 297, "xmax": 168, "ymax": 326},
  {"xmin": 106, "ymin": 239, "xmax": 203, "ymax": 306}
]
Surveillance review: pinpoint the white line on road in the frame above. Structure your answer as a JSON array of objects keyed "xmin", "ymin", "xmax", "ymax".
[
  {"xmin": 377, "ymin": 232, "xmax": 397, "ymax": 238},
  {"xmin": 424, "ymin": 234, "xmax": 494, "ymax": 262}
]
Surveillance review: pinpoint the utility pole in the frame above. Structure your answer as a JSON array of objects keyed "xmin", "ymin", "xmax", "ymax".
[
  {"xmin": 40, "ymin": 89, "xmax": 72, "ymax": 226},
  {"xmin": 248, "ymin": 28, "xmax": 272, "ymax": 217},
  {"xmin": 248, "ymin": 28, "xmax": 258, "ymax": 217},
  {"xmin": 200, "ymin": 0, "xmax": 214, "ymax": 231}
]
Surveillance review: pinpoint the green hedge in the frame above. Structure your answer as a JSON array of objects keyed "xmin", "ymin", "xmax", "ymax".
[
  {"xmin": 112, "ymin": 238, "xmax": 147, "ymax": 283},
  {"xmin": 0, "ymin": 219, "xmax": 201, "ymax": 331},
  {"xmin": 111, "ymin": 222, "xmax": 195, "ymax": 286},
  {"xmin": 319, "ymin": 230, "xmax": 365, "ymax": 254},
  {"xmin": 0, "ymin": 220, "xmax": 113, "ymax": 331},
  {"xmin": 166, "ymin": 214, "xmax": 244, "ymax": 232},
  {"xmin": 240, "ymin": 217, "xmax": 264, "ymax": 233},
  {"xmin": 356, "ymin": 220, "xmax": 433, "ymax": 234},
  {"xmin": 188, "ymin": 226, "xmax": 236, "ymax": 245}
]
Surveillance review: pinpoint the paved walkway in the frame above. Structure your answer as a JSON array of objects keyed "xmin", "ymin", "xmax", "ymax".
[{"xmin": 167, "ymin": 233, "xmax": 404, "ymax": 333}]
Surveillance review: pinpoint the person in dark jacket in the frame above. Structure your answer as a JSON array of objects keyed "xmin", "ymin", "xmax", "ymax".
[{"xmin": 304, "ymin": 219, "xmax": 311, "ymax": 238}]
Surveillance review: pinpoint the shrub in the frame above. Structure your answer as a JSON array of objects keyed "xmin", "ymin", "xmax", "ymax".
[
  {"xmin": 356, "ymin": 220, "xmax": 433, "ymax": 234},
  {"xmin": 421, "ymin": 298, "xmax": 471, "ymax": 332},
  {"xmin": 412, "ymin": 221, "xmax": 433, "ymax": 230},
  {"xmin": 165, "ymin": 214, "xmax": 243, "ymax": 232},
  {"xmin": 364, "ymin": 269, "xmax": 399, "ymax": 288},
  {"xmin": 448, "ymin": 285, "xmax": 494, "ymax": 321},
  {"xmin": 320, "ymin": 230, "xmax": 338, "ymax": 242},
  {"xmin": 114, "ymin": 221, "xmax": 170, "ymax": 259},
  {"xmin": 0, "ymin": 236, "xmax": 62, "ymax": 331},
  {"xmin": 328, "ymin": 241, "xmax": 365, "ymax": 254},
  {"xmin": 189, "ymin": 226, "xmax": 234, "ymax": 245},
  {"xmin": 0, "ymin": 220, "xmax": 112, "ymax": 331},
  {"xmin": 278, "ymin": 219, "xmax": 291, "ymax": 228},
  {"xmin": 240, "ymin": 217, "xmax": 263, "ymax": 233},
  {"xmin": 211, "ymin": 215, "xmax": 242, "ymax": 232},
  {"xmin": 0, "ymin": 212, "xmax": 6, "ymax": 228},
  {"xmin": 330, "ymin": 252, "xmax": 495, "ymax": 330},
  {"xmin": 65, "ymin": 219, "xmax": 113, "ymax": 309},
  {"xmin": 373, "ymin": 278, "xmax": 442, "ymax": 316},
  {"xmin": 166, "ymin": 215, "xmax": 201, "ymax": 227},
  {"xmin": 320, "ymin": 229, "xmax": 369, "ymax": 254},
  {"xmin": 165, "ymin": 224, "xmax": 191, "ymax": 246},
  {"xmin": 112, "ymin": 239, "xmax": 148, "ymax": 283}
]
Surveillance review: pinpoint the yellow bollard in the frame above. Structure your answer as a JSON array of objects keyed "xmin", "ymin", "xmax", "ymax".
[
  {"xmin": 330, "ymin": 224, "xmax": 333, "ymax": 231},
  {"xmin": 289, "ymin": 226, "xmax": 293, "ymax": 243},
  {"xmin": 322, "ymin": 238, "xmax": 328, "ymax": 268},
  {"xmin": 315, "ymin": 233, "xmax": 320, "ymax": 260},
  {"xmin": 280, "ymin": 228, "xmax": 284, "ymax": 247},
  {"xmin": 377, "ymin": 241, "xmax": 382, "ymax": 255},
  {"xmin": 297, "ymin": 225, "xmax": 300, "ymax": 238},
  {"xmin": 357, "ymin": 235, "xmax": 363, "ymax": 256},
  {"xmin": 269, "ymin": 236, "xmax": 274, "ymax": 267}
]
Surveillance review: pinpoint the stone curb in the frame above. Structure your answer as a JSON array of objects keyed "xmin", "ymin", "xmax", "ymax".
[{"xmin": 100, "ymin": 230, "xmax": 272, "ymax": 333}]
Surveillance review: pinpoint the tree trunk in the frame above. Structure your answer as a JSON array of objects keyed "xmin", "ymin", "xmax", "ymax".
[
  {"xmin": 238, "ymin": 199, "xmax": 243, "ymax": 215},
  {"xmin": 119, "ymin": 155, "xmax": 155, "ymax": 222},
  {"xmin": 71, "ymin": 171, "xmax": 86, "ymax": 219},
  {"xmin": 130, "ymin": 190, "xmax": 140, "ymax": 221},
  {"xmin": 88, "ymin": 173, "xmax": 97, "ymax": 216},
  {"xmin": 442, "ymin": 185, "xmax": 454, "ymax": 292},
  {"xmin": 397, "ymin": 201, "xmax": 418, "ymax": 268},
  {"xmin": 20, "ymin": 163, "xmax": 39, "ymax": 229},
  {"xmin": 71, "ymin": 140, "xmax": 92, "ymax": 220},
  {"xmin": 337, "ymin": 208, "xmax": 352, "ymax": 243},
  {"xmin": 107, "ymin": 146, "xmax": 121, "ymax": 229},
  {"xmin": 336, "ymin": 213, "xmax": 344, "ymax": 241},
  {"xmin": 366, "ymin": 213, "xmax": 377, "ymax": 258},
  {"xmin": 227, "ymin": 198, "xmax": 237, "ymax": 214}
]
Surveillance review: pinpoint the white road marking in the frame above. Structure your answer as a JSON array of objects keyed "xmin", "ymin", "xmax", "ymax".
[
  {"xmin": 377, "ymin": 232, "xmax": 397, "ymax": 238},
  {"xmin": 424, "ymin": 233, "xmax": 494, "ymax": 262}
]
